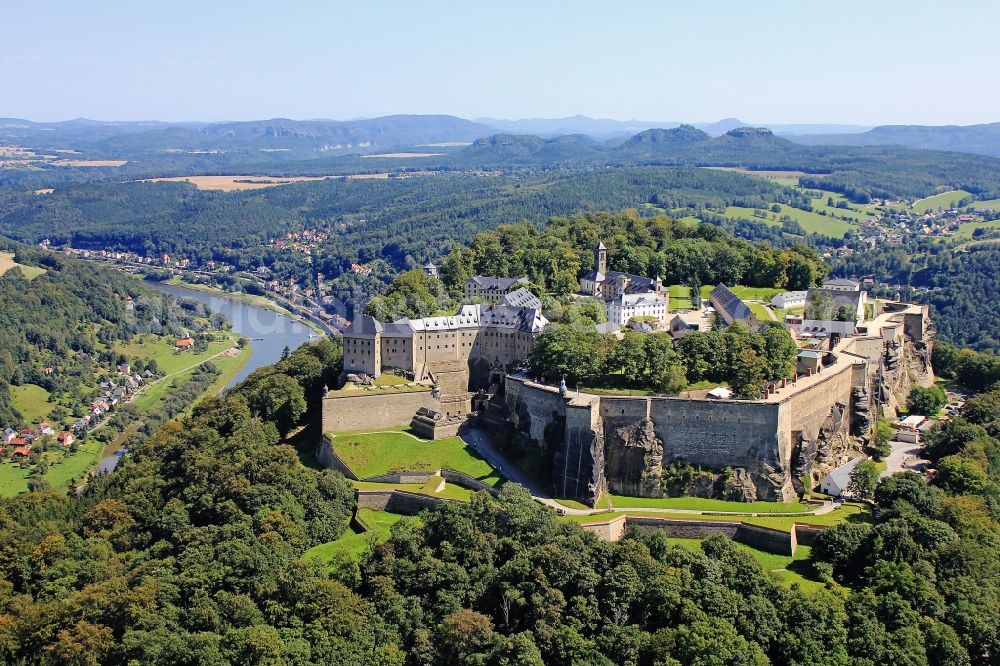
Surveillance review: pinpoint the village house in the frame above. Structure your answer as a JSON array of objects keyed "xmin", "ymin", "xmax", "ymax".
[
  {"xmin": 175, "ymin": 337, "xmax": 194, "ymax": 351},
  {"xmin": 57, "ymin": 432, "xmax": 76, "ymax": 447}
]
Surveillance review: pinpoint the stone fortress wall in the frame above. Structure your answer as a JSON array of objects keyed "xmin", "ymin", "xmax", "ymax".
[
  {"xmin": 321, "ymin": 390, "xmax": 440, "ymax": 433},
  {"xmin": 504, "ymin": 304, "xmax": 931, "ymax": 506}
]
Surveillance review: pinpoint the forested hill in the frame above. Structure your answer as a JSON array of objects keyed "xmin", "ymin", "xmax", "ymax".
[
  {"xmin": 4, "ymin": 121, "xmax": 1000, "ymax": 205},
  {"xmin": 790, "ymin": 121, "xmax": 1000, "ymax": 158},
  {"xmin": 1, "ymin": 329, "xmax": 999, "ymax": 662},
  {"xmin": 0, "ymin": 241, "xmax": 185, "ymax": 426},
  {"xmin": 0, "ymin": 167, "xmax": 811, "ymax": 281}
]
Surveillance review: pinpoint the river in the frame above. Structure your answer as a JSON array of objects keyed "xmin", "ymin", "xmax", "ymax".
[
  {"xmin": 95, "ymin": 281, "xmax": 314, "ymax": 474},
  {"xmin": 149, "ymin": 281, "xmax": 315, "ymax": 386}
]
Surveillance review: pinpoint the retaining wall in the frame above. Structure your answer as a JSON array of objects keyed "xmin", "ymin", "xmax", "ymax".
[
  {"xmin": 355, "ymin": 489, "xmax": 449, "ymax": 514},
  {"xmin": 322, "ymin": 390, "xmax": 439, "ymax": 433},
  {"xmin": 316, "ymin": 436, "xmax": 360, "ymax": 480},
  {"xmin": 582, "ymin": 515, "xmax": 798, "ymax": 555},
  {"xmin": 364, "ymin": 470, "xmax": 435, "ymax": 484},
  {"xmin": 442, "ymin": 469, "xmax": 501, "ymax": 495}
]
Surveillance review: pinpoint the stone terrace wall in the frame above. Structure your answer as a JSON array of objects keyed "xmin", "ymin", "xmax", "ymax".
[
  {"xmin": 442, "ymin": 469, "xmax": 501, "ymax": 495},
  {"xmin": 356, "ymin": 489, "xmax": 449, "ymax": 514},
  {"xmin": 322, "ymin": 390, "xmax": 439, "ymax": 433},
  {"xmin": 589, "ymin": 516, "xmax": 797, "ymax": 555},
  {"xmin": 316, "ymin": 436, "xmax": 360, "ymax": 480}
]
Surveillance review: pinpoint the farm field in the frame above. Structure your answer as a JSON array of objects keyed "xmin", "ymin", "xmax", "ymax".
[
  {"xmin": 608, "ymin": 495, "xmax": 809, "ymax": 513},
  {"xmin": 0, "ymin": 252, "xmax": 46, "ymax": 280},
  {"xmin": 54, "ymin": 159, "xmax": 128, "ymax": 167},
  {"xmin": 141, "ymin": 173, "xmax": 395, "ymax": 191},
  {"xmin": 723, "ymin": 204, "xmax": 855, "ymax": 237},
  {"xmin": 330, "ymin": 428, "xmax": 501, "ymax": 484},
  {"xmin": 705, "ymin": 167, "xmax": 807, "ymax": 187},
  {"xmin": 956, "ymin": 219, "xmax": 1000, "ymax": 239},
  {"xmin": 10, "ymin": 384, "xmax": 54, "ymax": 424},
  {"xmin": 912, "ymin": 189, "xmax": 973, "ymax": 214},
  {"xmin": 971, "ymin": 198, "xmax": 1000, "ymax": 211}
]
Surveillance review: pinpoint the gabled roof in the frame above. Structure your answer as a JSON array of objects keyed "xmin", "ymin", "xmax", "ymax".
[
  {"xmin": 501, "ymin": 287, "xmax": 541, "ymax": 310},
  {"xmin": 466, "ymin": 276, "xmax": 528, "ymax": 291},
  {"xmin": 709, "ymin": 284, "xmax": 755, "ymax": 323}
]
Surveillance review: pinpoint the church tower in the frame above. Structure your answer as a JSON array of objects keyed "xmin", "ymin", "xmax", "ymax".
[{"xmin": 595, "ymin": 241, "xmax": 607, "ymax": 275}]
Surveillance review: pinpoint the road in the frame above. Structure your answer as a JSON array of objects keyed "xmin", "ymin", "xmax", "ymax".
[{"xmin": 881, "ymin": 439, "xmax": 928, "ymax": 479}]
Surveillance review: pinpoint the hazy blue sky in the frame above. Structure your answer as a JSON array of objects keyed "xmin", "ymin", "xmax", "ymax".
[{"xmin": 3, "ymin": 0, "xmax": 998, "ymax": 125}]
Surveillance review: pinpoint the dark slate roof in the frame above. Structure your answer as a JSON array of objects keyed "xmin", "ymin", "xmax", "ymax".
[
  {"xmin": 709, "ymin": 283, "xmax": 755, "ymax": 322},
  {"xmin": 581, "ymin": 269, "xmax": 657, "ymax": 292},
  {"xmin": 382, "ymin": 320, "xmax": 415, "ymax": 336},
  {"xmin": 344, "ymin": 315, "xmax": 382, "ymax": 338},
  {"xmin": 501, "ymin": 287, "xmax": 541, "ymax": 309},
  {"xmin": 466, "ymin": 276, "xmax": 528, "ymax": 291}
]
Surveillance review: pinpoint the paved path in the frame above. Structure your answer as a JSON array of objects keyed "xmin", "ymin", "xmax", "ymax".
[
  {"xmin": 460, "ymin": 427, "xmax": 837, "ymax": 519},
  {"xmin": 881, "ymin": 439, "xmax": 928, "ymax": 479}
]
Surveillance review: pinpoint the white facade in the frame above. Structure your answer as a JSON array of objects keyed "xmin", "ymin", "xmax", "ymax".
[
  {"xmin": 606, "ymin": 293, "xmax": 668, "ymax": 326},
  {"xmin": 771, "ymin": 291, "xmax": 807, "ymax": 309}
]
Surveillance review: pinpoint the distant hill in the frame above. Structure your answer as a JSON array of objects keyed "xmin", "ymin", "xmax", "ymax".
[
  {"xmin": 0, "ymin": 115, "xmax": 494, "ymax": 156},
  {"xmin": 789, "ymin": 122, "xmax": 1000, "ymax": 158},
  {"xmin": 201, "ymin": 115, "xmax": 492, "ymax": 148}
]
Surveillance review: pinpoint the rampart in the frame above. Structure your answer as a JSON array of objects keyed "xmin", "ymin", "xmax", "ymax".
[
  {"xmin": 505, "ymin": 355, "xmax": 863, "ymax": 506},
  {"xmin": 322, "ymin": 390, "xmax": 439, "ymax": 433},
  {"xmin": 579, "ymin": 515, "xmax": 799, "ymax": 555}
]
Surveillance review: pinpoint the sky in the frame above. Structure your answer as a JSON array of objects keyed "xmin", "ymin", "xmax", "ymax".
[{"xmin": 3, "ymin": 0, "xmax": 998, "ymax": 125}]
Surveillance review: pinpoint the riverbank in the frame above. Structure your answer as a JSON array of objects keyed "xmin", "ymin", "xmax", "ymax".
[{"xmin": 162, "ymin": 277, "xmax": 326, "ymax": 336}]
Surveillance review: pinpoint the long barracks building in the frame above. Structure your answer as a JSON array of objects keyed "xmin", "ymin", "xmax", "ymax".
[{"xmin": 342, "ymin": 303, "xmax": 549, "ymax": 381}]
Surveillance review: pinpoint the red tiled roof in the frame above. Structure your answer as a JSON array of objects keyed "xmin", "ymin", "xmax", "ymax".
[
  {"xmin": 175, "ymin": 338, "xmax": 194, "ymax": 348},
  {"xmin": 13, "ymin": 446, "xmax": 32, "ymax": 456}
]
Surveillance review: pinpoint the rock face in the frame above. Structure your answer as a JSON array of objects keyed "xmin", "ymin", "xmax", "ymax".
[
  {"xmin": 553, "ymin": 419, "xmax": 604, "ymax": 506},
  {"xmin": 604, "ymin": 419, "xmax": 663, "ymax": 497},
  {"xmin": 723, "ymin": 468, "xmax": 759, "ymax": 502}
]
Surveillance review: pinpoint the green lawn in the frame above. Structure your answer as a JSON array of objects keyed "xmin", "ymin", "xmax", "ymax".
[
  {"xmin": 746, "ymin": 301, "xmax": 773, "ymax": 321},
  {"xmin": 44, "ymin": 438, "xmax": 104, "ymax": 490},
  {"xmin": 911, "ymin": 190, "xmax": 973, "ymax": 214},
  {"xmin": 566, "ymin": 502, "xmax": 870, "ymax": 533},
  {"xmin": 608, "ymin": 495, "xmax": 809, "ymax": 513},
  {"xmin": 302, "ymin": 509, "xmax": 410, "ymax": 563},
  {"xmin": 722, "ymin": 205, "xmax": 855, "ymax": 237},
  {"xmin": 332, "ymin": 428, "xmax": 501, "ymax": 484},
  {"xmin": 0, "ymin": 463, "xmax": 30, "ymax": 496},
  {"xmin": 10, "ymin": 384, "xmax": 54, "ymax": 424},
  {"xmin": 667, "ymin": 284, "xmax": 698, "ymax": 309}
]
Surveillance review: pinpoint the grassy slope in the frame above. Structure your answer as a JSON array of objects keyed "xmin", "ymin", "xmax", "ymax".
[
  {"xmin": 0, "ymin": 252, "xmax": 46, "ymax": 280},
  {"xmin": 331, "ymin": 428, "xmax": 501, "ymax": 484},
  {"xmin": 723, "ymin": 205, "xmax": 855, "ymax": 237},
  {"xmin": 10, "ymin": 384, "xmax": 53, "ymax": 423},
  {"xmin": 912, "ymin": 189, "xmax": 973, "ymax": 213},
  {"xmin": 565, "ymin": 502, "xmax": 870, "ymax": 533},
  {"xmin": 302, "ymin": 509, "xmax": 410, "ymax": 563}
]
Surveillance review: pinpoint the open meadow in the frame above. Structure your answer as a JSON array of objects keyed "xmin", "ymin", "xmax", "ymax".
[
  {"xmin": 0, "ymin": 252, "xmax": 46, "ymax": 280},
  {"xmin": 912, "ymin": 189, "xmax": 973, "ymax": 213}
]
